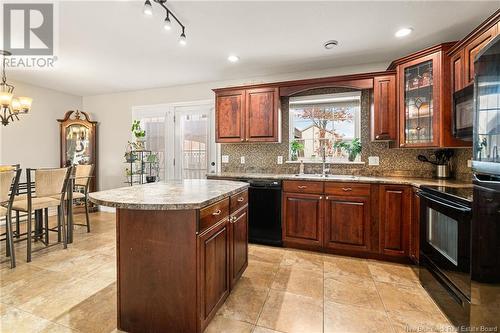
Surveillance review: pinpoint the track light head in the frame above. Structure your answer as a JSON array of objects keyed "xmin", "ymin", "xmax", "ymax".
[
  {"xmin": 163, "ymin": 16, "xmax": 172, "ymax": 31},
  {"xmin": 143, "ymin": 0, "xmax": 153, "ymax": 16},
  {"xmin": 179, "ymin": 31, "xmax": 187, "ymax": 46}
]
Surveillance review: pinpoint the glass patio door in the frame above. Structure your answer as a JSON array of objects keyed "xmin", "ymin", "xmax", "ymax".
[{"xmin": 173, "ymin": 104, "xmax": 216, "ymax": 179}]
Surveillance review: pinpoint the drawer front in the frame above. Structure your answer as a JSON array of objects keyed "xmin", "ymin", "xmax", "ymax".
[
  {"xmin": 230, "ymin": 190, "xmax": 248, "ymax": 213},
  {"xmin": 283, "ymin": 180, "xmax": 324, "ymax": 194},
  {"xmin": 325, "ymin": 183, "xmax": 371, "ymax": 197},
  {"xmin": 200, "ymin": 198, "xmax": 230, "ymax": 232}
]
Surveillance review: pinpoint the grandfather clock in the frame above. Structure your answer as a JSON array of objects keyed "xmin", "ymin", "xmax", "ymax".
[{"xmin": 58, "ymin": 110, "xmax": 98, "ymax": 197}]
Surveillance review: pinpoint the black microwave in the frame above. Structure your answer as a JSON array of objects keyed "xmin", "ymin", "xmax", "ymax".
[{"xmin": 453, "ymin": 85, "xmax": 474, "ymax": 141}]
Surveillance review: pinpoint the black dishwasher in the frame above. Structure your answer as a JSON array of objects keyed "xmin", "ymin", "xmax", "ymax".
[{"xmin": 247, "ymin": 179, "xmax": 282, "ymax": 246}]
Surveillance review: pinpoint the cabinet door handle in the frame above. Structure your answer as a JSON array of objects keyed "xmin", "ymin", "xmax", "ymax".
[
  {"xmin": 297, "ymin": 185, "xmax": 307, "ymax": 189},
  {"xmin": 325, "ymin": 196, "xmax": 329, "ymax": 200},
  {"xmin": 342, "ymin": 187, "xmax": 352, "ymax": 191},
  {"xmin": 240, "ymin": 138, "xmax": 244, "ymax": 142},
  {"xmin": 237, "ymin": 197, "xmax": 244, "ymax": 202},
  {"xmin": 212, "ymin": 209, "xmax": 222, "ymax": 216},
  {"xmin": 319, "ymin": 196, "xmax": 323, "ymax": 200},
  {"xmin": 375, "ymin": 135, "xmax": 380, "ymax": 139}
]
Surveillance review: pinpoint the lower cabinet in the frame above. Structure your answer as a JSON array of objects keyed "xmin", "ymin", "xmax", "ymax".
[
  {"xmin": 324, "ymin": 195, "xmax": 371, "ymax": 252},
  {"xmin": 230, "ymin": 206, "xmax": 248, "ymax": 287},
  {"xmin": 379, "ymin": 185, "xmax": 411, "ymax": 258},
  {"xmin": 198, "ymin": 219, "xmax": 230, "ymax": 330},
  {"xmin": 282, "ymin": 192, "xmax": 324, "ymax": 249}
]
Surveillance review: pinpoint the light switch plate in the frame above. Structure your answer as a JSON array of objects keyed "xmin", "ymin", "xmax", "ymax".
[
  {"xmin": 467, "ymin": 160, "xmax": 472, "ymax": 168},
  {"xmin": 240, "ymin": 156, "xmax": 245, "ymax": 164},
  {"xmin": 277, "ymin": 156, "xmax": 283, "ymax": 164},
  {"xmin": 221, "ymin": 155, "xmax": 229, "ymax": 163},
  {"xmin": 368, "ymin": 156, "xmax": 380, "ymax": 166}
]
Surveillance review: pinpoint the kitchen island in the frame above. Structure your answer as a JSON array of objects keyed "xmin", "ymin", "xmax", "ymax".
[{"xmin": 89, "ymin": 179, "xmax": 249, "ymax": 333}]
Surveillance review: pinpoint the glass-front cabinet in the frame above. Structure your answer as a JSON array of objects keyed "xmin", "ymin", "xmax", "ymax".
[
  {"xmin": 398, "ymin": 52, "xmax": 440, "ymax": 147},
  {"xmin": 58, "ymin": 110, "xmax": 98, "ymax": 193}
]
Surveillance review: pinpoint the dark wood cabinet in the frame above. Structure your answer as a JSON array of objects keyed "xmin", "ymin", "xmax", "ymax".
[
  {"xmin": 464, "ymin": 25, "xmax": 497, "ymax": 86},
  {"xmin": 372, "ymin": 74, "xmax": 397, "ymax": 141},
  {"xmin": 282, "ymin": 192, "xmax": 323, "ymax": 249},
  {"xmin": 409, "ymin": 187, "xmax": 420, "ymax": 263},
  {"xmin": 214, "ymin": 86, "xmax": 280, "ymax": 143},
  {"xmin": 229, "ymin": 197, "xmax": 248, "ymax": 288},
  {"xmin": 451, "ymin": 50, "xmax": 464, "ymax": 93},
  {"xmin": 198, "ymin": 218, "xmax": 230, "ymax": 330},
  {"xmin": 379, "ymin": 185, "xmax": 411, "ymax": 257},
  {"xmin": 215, "ymin": 90, "xmax": 245, "ymax": 143},
  {"xmin": 245, "ymin": 87, "xmax": 279, "ymax": 142},
  {"xmin": 324, "ymin": 195, "xmax": 371, "ymax": 252}
]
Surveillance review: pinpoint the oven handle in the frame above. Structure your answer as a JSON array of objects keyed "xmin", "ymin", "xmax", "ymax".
[{"xmin": 418, "ymin": 192, "xmax": 471, "ymax": 213}]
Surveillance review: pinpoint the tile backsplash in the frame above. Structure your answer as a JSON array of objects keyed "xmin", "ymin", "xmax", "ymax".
[{"xmin": 220, "ymin": 88, "xmax": 473, "ymax": 181}]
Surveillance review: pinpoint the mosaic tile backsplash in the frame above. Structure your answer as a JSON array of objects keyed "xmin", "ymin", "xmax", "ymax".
[{"xmin": 221, "ymin": 88, "xmax": 473, "ymax": 181}]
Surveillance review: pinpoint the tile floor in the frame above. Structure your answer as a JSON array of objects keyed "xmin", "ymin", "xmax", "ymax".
[{"xmin": 0, "ymin": 212, "xmax": 455, "ymax": 333}]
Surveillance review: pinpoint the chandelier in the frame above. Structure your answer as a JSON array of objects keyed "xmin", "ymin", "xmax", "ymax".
[
  {"xmin": 143, "ymin": 0, "xmax": 187, "ymax": 45},
  {"xmin": 1, "ymin": 50, "xmax": 33, "ymax": 126}
]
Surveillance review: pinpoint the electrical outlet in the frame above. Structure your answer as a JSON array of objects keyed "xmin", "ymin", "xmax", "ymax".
[
  {"xmin": 221, "ymin": 155, "xmax": 229, "ymax": 163},
  {"xmin": 467, "ymin": 159, "xmax": 472, "ymax": 168},
  {"xmin": 368, "ymin": 156, "xmax": 380, "ymax": 166},
  {"xmin": 277, "ymin": 156, "xmax": 283, "ymax": 164},
  {"xmin": 240, "ymin": 156, "xmax": 245, "ymax": 164}
]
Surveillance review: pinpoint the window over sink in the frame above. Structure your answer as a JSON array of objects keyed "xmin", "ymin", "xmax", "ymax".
[{"xmin": 288, "ymin": 91, "xmax": 361, "ymax": 163}]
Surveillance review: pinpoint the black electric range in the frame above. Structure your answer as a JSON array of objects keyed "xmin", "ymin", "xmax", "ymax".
[{"xmin": 420, "ymin": 185, "xmax": 473, "ymax": 205}]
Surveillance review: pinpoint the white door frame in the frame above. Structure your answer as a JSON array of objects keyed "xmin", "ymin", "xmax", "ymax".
[{"xmin": 132, "ymin": 99, "xmax": 219, "ymax": 181}]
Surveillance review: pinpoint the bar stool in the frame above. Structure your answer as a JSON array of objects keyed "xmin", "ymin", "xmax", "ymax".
[
  {"xmin": 0, "ymin": 167, "xmax": 22, "ymax": 268},
  {"xmin": 12, "ymin": 167, "xmax": 72, "ymax": 262}
]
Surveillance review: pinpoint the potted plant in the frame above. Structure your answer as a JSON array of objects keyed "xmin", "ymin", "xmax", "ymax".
[
  {"xmin": 131, "ymin": 120, "xmax": 146, "ymax": 149},
  {"xmin": 334, "ymin": 138, "xmax": 362, "ymax": 162},
  {"xmin": 290, "ymin": 140, "xmax": 304, "ymax": 161}
]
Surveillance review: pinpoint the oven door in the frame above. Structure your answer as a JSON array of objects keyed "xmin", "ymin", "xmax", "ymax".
[{"xmin": 419, "ymin": 191, "xmax": 472, "ymax": 299}]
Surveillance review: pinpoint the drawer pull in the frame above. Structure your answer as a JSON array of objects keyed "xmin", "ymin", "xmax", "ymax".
[
  {"xmin": 297, "ymin": 185, "xmax": 308, "ymax": 189},
  {"xmin": 212, "ymin": 209, "xmax": 222, "ymax": 216},
  {"xmin": 375, "ymin": 135, "xmax": 380, "ymax": 139},
  {"xmin": 237, "ymin": 197, "xmax": 244, "ymax": 202},
  {"xmin": 342, "ymin": 187, "xmax": 352, "ymax": 192},
  {"xmin": 319, "ymin": 196, "xmax": 323, "ymax": 200},
  {"xmin": 325, "ymin": 196, "xmax": 329, "ymax": 200}
]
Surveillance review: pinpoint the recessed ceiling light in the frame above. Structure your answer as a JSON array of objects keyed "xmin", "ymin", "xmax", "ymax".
[
  {"xmin": 395, "ymin": 27, "xmax": 413, "ymax": 38},
  {"xmin": 324, "ymin": 40, "xmax": 339, "ymax": 50},
  {"xmin": 228, "ymin": 55, "xmax": 240, "ymax": 63}
]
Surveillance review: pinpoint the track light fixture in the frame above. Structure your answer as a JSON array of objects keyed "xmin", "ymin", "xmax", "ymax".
[{"xmin": 143, "ymin": 0, "xmax": 187, "ymax": 44}]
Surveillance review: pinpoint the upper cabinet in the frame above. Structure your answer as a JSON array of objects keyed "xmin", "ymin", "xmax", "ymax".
[
  {"xmin": 372, "ymin": 74, "xmax": 397, "ymax": 141},
  {"xmin": 449, "ymin": 11, "xmax": 499, "ymax": 90},
  {"xmin": 389, "ymin": 43, "xmax": 468, "ymax": 148},
  {"xmin": 214, "ymin": 86, "xmax": 280, "ymax": 143}
]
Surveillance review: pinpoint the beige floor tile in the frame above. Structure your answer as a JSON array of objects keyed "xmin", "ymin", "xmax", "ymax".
[
  {"xmin": 324, "ymin": 274, "xmax": 385, "ymax": 311},
  {"xmin": 323, "ymin": 255, "xmax": 371, "ymax": 281},
  {"xmin": 252, "ymin": 326, "xmax": 284, "ymax": 333},
  {"xmin": 376, "ymin": 281, "xmax": 441, "ymax": 315},
  {"xmin": 55, "ymin": 282, "xmax": 117, "ymax": 332},
  {"xmin": 368, "ymin": 261, "xmax": 419, "ymax": 286},
  {"xmin": 0, "ymin": 305, "xmax": 55, "ymax": 333},
  {"xmin": 242, "ymin": 260, "xmax": 279, "ymax": 289},
  {"xmin": 218, "ymin": 279, "xmax": 269, "ymax": 324},
  {"xmin": 257, "ymin": 290, "xmax": 323, "ymax": 333},
  {"xmin": 248, "ymin": 245, "xmax": 285, "ymax": 265},
  {"xmin": 388, "ymin": 309, "xmax": 455, "ymax": 333},
  {"xmin": 205, "ymin": 315, "xmax": 254, "ymax": 333},
  {"xmin": 324, "ymin": 301, "xmax": 393, "ymax": 333},
  {"xmin": 280, "ymin": 249, "xmax": 324, "ymax": 272},
  {"xmin": 271, "ymin": 266, "xmax": 323, "ymax": 299},
  {"xmin": 39, "ymin": 323, "xmax": 79, "ymax": 333}
]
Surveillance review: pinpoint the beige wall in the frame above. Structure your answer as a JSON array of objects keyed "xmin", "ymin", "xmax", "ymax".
[
  {"xmin": 83, "ymin": 62, "xmax": 388, "ymax": 190},
  {"xmin": 0, "ymin": 81, "xmax": 82, "ymax": 177}
]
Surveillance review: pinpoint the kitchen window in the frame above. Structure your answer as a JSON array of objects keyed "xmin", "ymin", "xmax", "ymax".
[{"xmin": 288, "ymin": 91, "xmax": 361, "ymax": 162}]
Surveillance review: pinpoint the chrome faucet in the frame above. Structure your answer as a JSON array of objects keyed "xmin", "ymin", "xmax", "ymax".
[{"xmin": 322, "ymin": 143, "xmax": 329, "ymax": 177}]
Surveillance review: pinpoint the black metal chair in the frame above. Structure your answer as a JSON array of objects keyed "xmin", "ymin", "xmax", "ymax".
[{"xmin": 0, "ymin": 167, "xmax": 22, "ymax": 268}]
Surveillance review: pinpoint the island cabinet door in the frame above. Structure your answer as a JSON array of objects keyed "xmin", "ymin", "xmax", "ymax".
[
  {"xmin": 379, "ymin": 185, "xmax": 411, "ymax": 257},
  {"xmin": 198, "ymin": 219, "xmax": 230, "ymax": 331},
  {"xmin": 323, "ymin": 195, "xmax": 371, "ymax": 252},
  {"xmin": 282, "ymin": 192, "xmax": 323, "ymax": 249},
  {"xmin": 230, "ymin": 207, "xmax": 248, "ymax": 288}
]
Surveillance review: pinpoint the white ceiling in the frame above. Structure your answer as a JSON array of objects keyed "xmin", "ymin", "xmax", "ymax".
[{"xmin": 8, "ymin": 1, "xmax": 499, "ymax": 96}]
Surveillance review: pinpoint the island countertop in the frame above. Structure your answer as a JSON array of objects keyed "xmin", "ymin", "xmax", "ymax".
[{"xmin": 89, "ymin": 179, "xmax": 249, "ymax": 210}]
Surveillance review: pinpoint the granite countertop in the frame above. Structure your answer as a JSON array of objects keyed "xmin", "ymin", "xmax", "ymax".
[
  {"xmin": 207, "ymin": 172, "xmax": 472, "ymax": 188},
  {"xmin": 89, "ymin": 179, "xmax": 249, "ymax": 210}
]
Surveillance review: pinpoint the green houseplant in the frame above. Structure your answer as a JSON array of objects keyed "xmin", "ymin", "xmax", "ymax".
[
  {"xmin": 131, "ymin": 120, "xmax": 146, "ymax": 139},
  {"xmin": 334, "ymin": 138, "xmax": 362, "ymax": 162},
  {"xmin": 290, "ymin": 140, "xmax": 304, "ymax": 161}
]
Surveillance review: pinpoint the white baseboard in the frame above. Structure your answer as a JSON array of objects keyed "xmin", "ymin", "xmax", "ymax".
[{"xmin": 98, "ymin": 206, "xmax": 116, "ymax": 213}]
